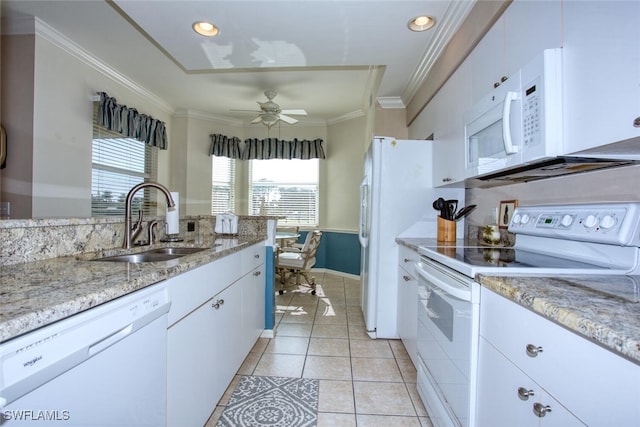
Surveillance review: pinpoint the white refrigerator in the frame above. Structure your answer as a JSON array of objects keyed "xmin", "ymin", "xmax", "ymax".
[{"xmin": 359, "ymin": 137, "xmax": 464, "ymax": 339}]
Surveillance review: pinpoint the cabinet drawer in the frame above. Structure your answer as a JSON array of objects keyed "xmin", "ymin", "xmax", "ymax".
[
  {"xmin": 167, "ymin": 251, "xmax": 240, "ymax": 326},
  {"xmin": 477, "ymin": 337, "xmax": 585, "ymax": 427},
  {"xmin": 398, "ymin": 245, "xmax": 419, "ymax": 274},
  {"xmin": 241, "ymin": 243, "xmax": 265, "ymax": 273},
  {"xmin": 480, "ymin": 287, "xmax": 640, "ymax": 426}
]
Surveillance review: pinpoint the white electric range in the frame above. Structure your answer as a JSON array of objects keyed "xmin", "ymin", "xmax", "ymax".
[{"xmin": 414, "ymin": 202, "xmax": 640, "ymax": 427}]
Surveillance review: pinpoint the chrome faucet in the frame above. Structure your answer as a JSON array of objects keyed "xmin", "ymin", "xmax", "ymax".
[{"xmin": 123, "ymin": 182, "xmax": 175, "ymax": 249}]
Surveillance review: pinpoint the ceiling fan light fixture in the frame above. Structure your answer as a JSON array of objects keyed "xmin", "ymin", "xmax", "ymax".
[
  {"xmin": 193, "ymin": 21, "xmax": 219, "ymax": 37},
  {"xmin": 408, "ymin": 15, "xmax": 436, "ymax": 32},
  {"xmin": 261, "ymin": 113, "xmax": 279, "ymax": 127}
]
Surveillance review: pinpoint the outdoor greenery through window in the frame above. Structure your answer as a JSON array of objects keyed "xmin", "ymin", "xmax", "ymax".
[
  {"xmin": 211, "ymin": 156, "xmax": 236, "ymax": 214},
  {"xmin": 91, "ymin": 105, "xmax": 157, "ymax": 216},
  {"xmin": 249, "ymin": 159, "xmax": 319, "ymax": 226}
]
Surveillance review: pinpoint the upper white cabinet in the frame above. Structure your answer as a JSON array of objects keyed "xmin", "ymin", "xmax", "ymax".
[
  {"xmin": 562, "ymin": 1, "xmax": 640, "ymax": 153},
  {"xmin": 468, "ymin": 0, "xmax": 562, "ymax": 103},
  {"xmin": 431, "ymin": 60, "xmax": 471, "ymax": 187}
]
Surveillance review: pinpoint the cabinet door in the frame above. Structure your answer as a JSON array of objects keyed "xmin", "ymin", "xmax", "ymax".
[
  {"xmin": 242, "ymin": 263, "xmax": 266, "ymax": 355},
  {"xmin": 432, "ymin": 61, "xmax": 471, "ymax": 187},
  {"xmin": 167, "ymin": 283, "xmax": 242, "ymax": 427},
  {"xmin": 167, "ymin": 297, "xmax": 218, "ymax": 427},
  {"xmin": 469, "ymin": 0, "xmax": 562, "ymax": 103},
  {"xmin": 562, "ymin": 1, "xmax": 640, "ymax": 153},
  {"xmin": 396, "ymin": 267, "xmax": 417, "ymax": 365}
]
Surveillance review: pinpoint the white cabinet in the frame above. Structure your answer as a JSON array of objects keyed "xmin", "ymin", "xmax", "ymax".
[
  {"xmin": 468, "ymin": 0, "xmax": 562, "ymax": 103},
  {"xmin": 562, "ymin": 1, "xmax": 640, "ymax": 153},
  {"xmin": 431, "ymin": 60, "xmax": 471, "ymax": 187},
  {"xmin": 477, "ymin": 287, "xmax": 640, "ymax": 426},
  {"xmin": 167, "ymin": 243, "xmax": 266, "ymax": 427},
  {"xmin": 396, "ymin": 245, "xmax": 419, "ymax": 366},
  {"xmin": 478, "ymin": 337, "xmax": 585, "ymax": 427}
]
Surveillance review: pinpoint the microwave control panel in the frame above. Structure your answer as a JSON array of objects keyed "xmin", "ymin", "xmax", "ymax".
[{"xmin": 522, "ymin": 76, "xmax": 542, "ymax": 148}]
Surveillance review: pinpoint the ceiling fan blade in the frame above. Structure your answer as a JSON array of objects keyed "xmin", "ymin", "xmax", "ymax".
[
  {"xmin": 250, "ymin": 116, "xmax": 263, "ymax": 124},
  {"xmin": 230, "ymin": 109, "xmax": 263, "ymax": 113},
  {"xmin": 278, "ymin": 114, "xmax": 299, "ymax": 124},
  {"xmin": 280, "ymin": 109, "xmax": 307, "ymax": 116}
]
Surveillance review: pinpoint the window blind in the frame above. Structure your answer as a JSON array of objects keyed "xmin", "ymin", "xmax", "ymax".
[
  {"xmin": 248, "ymin": 159, "xmax": 319, "ymax": 226},
  {"xmin": 92, "ymin": 103, "xmax": 157, "ymax": 217},
  {"xmin": 211, "ymin": 155, "xmax": 236, "ymax": 214}
]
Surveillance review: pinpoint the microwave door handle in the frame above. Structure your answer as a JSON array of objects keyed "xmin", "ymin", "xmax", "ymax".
[{"xmin": 502, "ymin": 91, "xmax": 520, "ymax": 155}]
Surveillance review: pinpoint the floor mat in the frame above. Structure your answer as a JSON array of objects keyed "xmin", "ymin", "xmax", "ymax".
[{"xmin": 217, "ymin": 375, "xmax": 319, "ymax": 427}]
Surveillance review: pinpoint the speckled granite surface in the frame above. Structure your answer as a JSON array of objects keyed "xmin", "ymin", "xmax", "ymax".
[
  {"xmin": 478, "ymin": 274, "xmax": 640, "ymax": 365},
  {"xmin": 0, "ymin": 235, "xmax": 265, "ymax": 343},
  {"xmin": 396, "ymin": 238, "xmax": 640, "ymax": 365}
]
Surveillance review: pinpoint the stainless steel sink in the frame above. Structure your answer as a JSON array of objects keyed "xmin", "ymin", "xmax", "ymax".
[{"xmin": 96, "ymin": 247, "xmax": 208, "ymax": 263}]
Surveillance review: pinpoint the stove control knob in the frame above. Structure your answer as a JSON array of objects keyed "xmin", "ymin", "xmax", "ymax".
[
  {"xmin": 600, "ymin": 215, "xmax": 616, "ymax": 229},
  {"xmin": 583, "ymin": 214, "xmax": 599, "ymax": 228},
  {"xmin": 512, "ymin": 214, "xmax": 521, "ymax": 224},
  {"xmin": 521, "ymin": 214, "xmax": 530, "ymax": 224},
  {"xmin": 560, "ymin": 214, "xmax": 573, "ymax": 227}
]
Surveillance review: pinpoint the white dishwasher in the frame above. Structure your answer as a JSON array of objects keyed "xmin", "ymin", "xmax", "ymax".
[{"xmin": 0, "ymin": 282, "xmax": 170, "ymax": 426}]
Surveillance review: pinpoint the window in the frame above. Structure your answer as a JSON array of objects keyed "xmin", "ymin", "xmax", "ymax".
[
  {"xmin": 249, "ymin": 159, "xmax": 319, "ymax": 226},
  {"xmin": 211, "ymin": 156, "xmax": 236, "ymax": 214},
  {"xmin": 91, "ymin": 105, "xmax": 157, "ymax": 217}
]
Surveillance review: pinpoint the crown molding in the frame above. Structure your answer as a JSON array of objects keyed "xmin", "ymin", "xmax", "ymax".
[
  {"xmin": 402, "ymin": 0, "xmax": 475, "ymax": 105},
  {"xmin": 30, "ymin": 17, "xmax": 174, "ymax": 115},
  {"xmin": 327, "ymin": 110, "xmax": 365, "ymax": 126}
]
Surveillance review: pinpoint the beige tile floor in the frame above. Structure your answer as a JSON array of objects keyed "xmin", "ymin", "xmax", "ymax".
[{"xmin": 206, "ymin": 272, "xmax": 434, "ymax": 427}]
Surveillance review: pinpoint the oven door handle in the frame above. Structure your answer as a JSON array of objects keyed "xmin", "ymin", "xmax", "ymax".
[{"xmin": 415, "ymin": 262, "xmax": 472, "ymax": 302}]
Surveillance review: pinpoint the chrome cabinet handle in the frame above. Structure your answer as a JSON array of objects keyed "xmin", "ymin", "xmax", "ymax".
[
  {"xmin": 402, "ymin": 275, "xmax": 411, "ymax": 282},
  {"xmin": 254, "ymin": 254, "xmax": 260, "ymax": 259},
  {"xmin": 533, "ymin": 402, "xmax": 552, "ymax": 417},
  {"xmin": 253, "ymin": 271, "xmax": 261, "ymax": 277},
  {"xmin": 634, "ymin": 116, "xmax": 640, "ymax": 127},
  {"xmin": 403, "ymin": 258, "xmax": 411, "ymax": 263},
  {"xmin": 442, "ymin": 177, "xmax": 452, "ymax": 183},
  {"xmin": 212, "ymin": 298, "xmax": 225, "ymax": 309},
  {"xmin": 526, "ymin": 344, "xmax": 543, "ymax": 357},
  {"xmin": 517, "ymin": 387, "xmax": 535, "ymax": 401}
]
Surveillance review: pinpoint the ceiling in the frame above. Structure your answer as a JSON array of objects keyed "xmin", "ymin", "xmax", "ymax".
[{"xmin": 1, "ymin": 0, "xmax": 475, "ymax": 127}]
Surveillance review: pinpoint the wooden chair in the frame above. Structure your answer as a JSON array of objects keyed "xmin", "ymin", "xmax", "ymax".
[{"xmin": 276, "ymin": 230, "xmax": 322, "ymax": 295}]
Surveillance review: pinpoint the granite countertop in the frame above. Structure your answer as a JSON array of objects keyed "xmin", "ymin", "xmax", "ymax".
[
  {"xmin": 0, "ymin": 235, "xmax": 265, "ymax": 343},
  {"xmin": 396, "ymin": 237, "xmax": 640, "ymax": 365}
]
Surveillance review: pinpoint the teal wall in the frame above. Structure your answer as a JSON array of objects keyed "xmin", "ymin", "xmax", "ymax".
[{"xmin": 298, "ymin": 230, "xmax": 360, "ymax": 276}]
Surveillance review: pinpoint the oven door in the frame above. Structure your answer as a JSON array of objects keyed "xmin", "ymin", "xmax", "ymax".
[{"xmin": 415, "ymin": 258, "xmax": 479, "ymax": 427}]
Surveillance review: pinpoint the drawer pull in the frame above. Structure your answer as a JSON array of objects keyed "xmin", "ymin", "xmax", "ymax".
[
  {"xmin": 526, "ymin": 344, "xmax": 543, "ymax": 357},
  {"xmin": 212, "ymin": 298, "xmax": 225, "ymax": 309},
  {"xmin": 533, "ymin": 402, "xmax": 552, "ymax": 417},
  {"xmin": 403, "ymin": 258, "xmax": 411, "ymax": 263},
  {"xmin": 253, "ymin": 271, "xmax": 261, "ymax": 277},
  {"xmin": 254, "ymin": 254, "xmax": 260, "ymax": 259},
  {"xmin": 517, "ymin": 387, "xmax": 535, "ymax": 401},
  {"xmin": 403, "ymin": 275, "xmax": 411, "ymax": 282}
]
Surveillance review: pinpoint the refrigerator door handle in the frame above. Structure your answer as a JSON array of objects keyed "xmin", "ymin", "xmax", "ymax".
[{"xmin": 359, "ymin": 177, "xmax": 369, "ymax": 248}]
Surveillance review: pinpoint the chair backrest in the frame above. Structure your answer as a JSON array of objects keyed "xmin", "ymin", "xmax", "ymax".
[{"xmin": 301, "ymin": 230, "xmax": 322, "ymax": 269}]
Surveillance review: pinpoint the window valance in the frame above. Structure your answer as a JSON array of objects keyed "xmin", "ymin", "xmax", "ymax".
[
  {"xmin": 97, "ymin": 92, "xmax": 168, "ymax": 149},
  {"xmin": 209, "ymin": 134, "xmax": 326, "ymax": 160},
  {"xmin": 209, "ymin": 134, "xmax": 243, "ymax": 159}
]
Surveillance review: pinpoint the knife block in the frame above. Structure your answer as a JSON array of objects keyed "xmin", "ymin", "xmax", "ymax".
[{"xmin": 437, "ymin": 216, "xmax": 456, "ymax": 243}]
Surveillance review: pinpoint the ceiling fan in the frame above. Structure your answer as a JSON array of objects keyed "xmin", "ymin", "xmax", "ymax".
[{"xmin": 231, "ymin": 90, "xmax": 307, "ymax": 128}]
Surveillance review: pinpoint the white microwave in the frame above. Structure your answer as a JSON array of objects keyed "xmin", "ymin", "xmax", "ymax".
[{"xmin": 464, "ymin": 48, "xmax": 563, "ymax": 178}]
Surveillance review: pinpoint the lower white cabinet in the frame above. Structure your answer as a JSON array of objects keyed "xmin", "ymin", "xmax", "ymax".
[
  {"xmin": 166, "ymin": 243, "xmax": 265, "ymax": 427},
  {"xmin": 477, "ymin": 287, "xmax": 640, "ymax": 426},
  {"xmin": 397, "ymin": 245, "xmax": 419, "ymax": 366}
]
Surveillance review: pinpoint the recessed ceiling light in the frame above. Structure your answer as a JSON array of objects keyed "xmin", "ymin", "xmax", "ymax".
[
  {"xmin": 408, "ymin": 15, "xmax": 436, "ymax": 32},
  {"xmin": 193, "ymin": 21, "xmax": 219, "ymax": 37}
]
